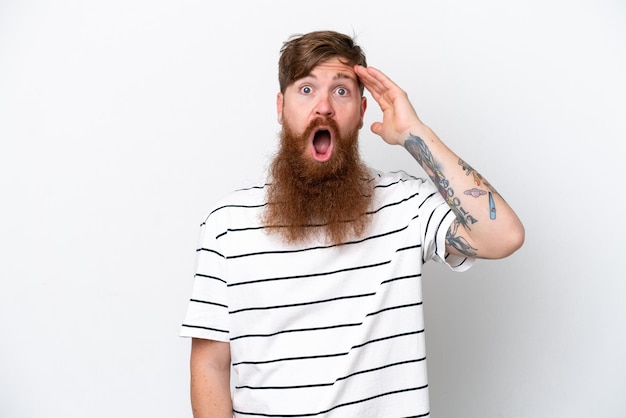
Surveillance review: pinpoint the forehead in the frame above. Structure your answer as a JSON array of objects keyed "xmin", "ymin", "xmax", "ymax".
[{"xmin": 302, "ymin": 57, "xmax": 358, "ymax": 83}]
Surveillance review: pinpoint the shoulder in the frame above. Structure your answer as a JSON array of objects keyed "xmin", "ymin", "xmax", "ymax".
[
  {"xmin": 369, "ymin": 168, "xmax": 430, "ymax": 193},
  {"xmin": 368, "ymin": 168, "xmax": 445, "ymax": 218},
  {"xmin": 200, "ymin": 183, "xmax": 268, "ymax": 227}
]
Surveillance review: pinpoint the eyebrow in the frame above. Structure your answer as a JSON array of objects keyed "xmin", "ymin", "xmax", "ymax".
[
  {"xmin": 334, "ymin": 72, "xmax": 357, "ymax": 82},
  {"xmin": 304, "ymin": 71, "xmax": 358, "ymax": 84}
]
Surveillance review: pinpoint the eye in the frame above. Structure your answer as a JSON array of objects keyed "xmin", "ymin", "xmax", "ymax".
[
  {"xmin": 301, "ymin": 85, "xmax": 312, "ymax": 94},
  {"xmin": 336, "ymin": 87, "xmax": 348, "ymax": 96}
]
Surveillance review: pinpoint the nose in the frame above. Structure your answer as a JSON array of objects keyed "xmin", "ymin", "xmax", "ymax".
[{"xmin": 314, "ymin": 93, "xmax": 334, "ymax": 118}]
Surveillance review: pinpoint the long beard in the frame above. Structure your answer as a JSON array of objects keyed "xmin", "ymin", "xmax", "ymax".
[{"xmin": 262, "ymin": 118, "xmax": 373, "ymax": 245}]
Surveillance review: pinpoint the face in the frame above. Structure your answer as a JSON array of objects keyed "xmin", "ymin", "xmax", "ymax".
[
  {"xmin": 263, "ymin": 58, "xmax": 373, "ymax": 245},
  {"xmin": 276, "ymin": 57, "xmax": 367, "ymax": 164}
]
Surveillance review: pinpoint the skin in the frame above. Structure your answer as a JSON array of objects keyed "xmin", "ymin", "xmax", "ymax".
[
  {"xmin": 190, "ymin": 58, "xmax": 525, "ymax": 417},
  {"xmin": 190, "ymin": 338, "xmax": 232, "ymax": 418}
]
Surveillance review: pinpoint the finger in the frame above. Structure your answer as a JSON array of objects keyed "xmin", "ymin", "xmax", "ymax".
[
  {"xmin": 355, "ymin": 66, "xmax": 386, "ymax": 98},
  {"xmin": 370, "ymin": 121, "xmax": 383, "ymax": 136},
  {"xmin": 364, "ymin": 66, "xmax": 401, "ymax": 92},
  {"xmin": 358, "ymin": 67, "xmax": 390, "ymax": 92},
  {"xmin": 363, "ymin": 68, "xmax": 407, "ymax": 110}
]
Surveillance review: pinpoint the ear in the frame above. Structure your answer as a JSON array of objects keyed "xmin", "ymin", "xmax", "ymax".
[
  {"xmin": 276, "ymin": 92, "xmax": 284, "ymax": 124},
  {"xmin": 358, "ymin": 95, "xmax": 367, "ymax": 129}
]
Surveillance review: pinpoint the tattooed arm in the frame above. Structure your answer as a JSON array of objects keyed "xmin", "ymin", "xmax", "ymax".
[{"xmin": 354, "ymin": 65, "xmax": 524, "ymax": 259}]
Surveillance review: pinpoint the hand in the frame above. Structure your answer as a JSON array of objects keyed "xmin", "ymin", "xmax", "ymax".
[{"xmin": 354, "ymin": 65, "xmax": 425, "ymax": 146}]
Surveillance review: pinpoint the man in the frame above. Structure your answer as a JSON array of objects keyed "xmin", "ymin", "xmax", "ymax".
[{"xmin": 181, "ymin": 30, "xmax": 524, "ymax": 417}]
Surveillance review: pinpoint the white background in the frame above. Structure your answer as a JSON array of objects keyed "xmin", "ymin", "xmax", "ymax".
[{"xmin": 1, "ymin": 0, "xmax": 625, "ymax": 417}]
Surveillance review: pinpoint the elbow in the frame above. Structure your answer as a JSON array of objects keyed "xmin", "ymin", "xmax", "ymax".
[
  {"xmin": 506, "ymin": 224, "xmax": 525, "ymax": 257},
  {"xmin": 491, "ymin": 222, "xmax": 525, "ymax": 259}
]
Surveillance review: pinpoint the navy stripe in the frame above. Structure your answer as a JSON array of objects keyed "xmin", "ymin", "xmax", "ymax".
[
  {"xmin": 196, "ymin": 247, "xmax": 225, "ymax": 258},
  {"xmin": 229, "ymin": 292, "xmax": 376, "ymax": 315},
  {"xmin": 194, "ymin": 273, "xmax": 226, "ymax": 284},
  {"xmin": 190, "ymin": 298, "xmax": 227, "ymax": 308},
  {"xmin": 233, "ymin": 386, "xmax": 429, "ymax": 417},
  {"xmin": 373, "ymin": 176, "xmax": 423, "ymax": 189},
  {"xmin": 224, "ymin": 226, "xmax": 409, "ymax": 259},
  {"xmin": 233, "ymin": 330, "xmax": 424, "ymax": 366},
  {"xmin": 381, "ymin": 273, "xmax": 421, "ymax": 285},
  {"xmin": 228, "ymin": 260, "xmax": 390, "ymax": 288},
  {"xmin": 201, "ymin": 202, "xmax": 267, "ymax": 226},
  {"xmin": 366, "ymin": 302, "xmax": 423, "ymax": 317},
  {"xmin": 418, "ymin": 191, "xmax": 438, "ymax": 209},
  {"xmin": 216, "ymin": 225, "xmax": 265, "ymax": 239},
  {"xmin": 351, "ymin": 330, "xmax": 424, "ymax": 350},
  {"xmin": 367, "ymin": 190, "xmax": 422, "ymax": 215},
  {"xmin": 181, "ymin": 323, "xmax": 228, "ymax": 334},
  {"xmin": 235, "ymin": 357, "xmax": 426, "ymax": 390},
  {"xmin": 231, "ymin": 303, "xmax": 421, "ymax": 341},
  {"xmin": 231, "ymin": 322, "xmax": 362, "ymax": 341},
  {"xmin": 435, "ymin": 208, "xmax": 452, "ymax": 257},
  {"xmin": 397, "ymin": 243, "xmax": 421, "ymax": 252}
]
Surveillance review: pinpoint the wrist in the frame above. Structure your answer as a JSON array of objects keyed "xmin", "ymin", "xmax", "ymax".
[{"xmin": 402, "ymin": 123, "xmax": 432, "ymax": 145}]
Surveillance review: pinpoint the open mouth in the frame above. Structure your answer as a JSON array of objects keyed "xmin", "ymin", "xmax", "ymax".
[{"xmin": 310, "ymin": 129, "xmax": 334, "ymax": 162}]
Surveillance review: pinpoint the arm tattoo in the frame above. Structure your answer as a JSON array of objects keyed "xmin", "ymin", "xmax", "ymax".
[
  {"xmin": 464, "ymin": 188, "xmax": 487, "ymax": 198},
  {"xmin": 458, "ymin": 158, "xmax": 499, "ymax": 220},
  {"xmin": 404, "ymin": 134, "xmax": 478, "ymax": 229},
  {"xmin": 446, "ymin": 219, "xmax": 478, "ymax": 257},
  {"xmin": 489, "ymin": 192, "xmax": 496, "ymax": 219},
  {"xmin": 458, "ymin": 158, "xmax": 499, "ymax": 195}
]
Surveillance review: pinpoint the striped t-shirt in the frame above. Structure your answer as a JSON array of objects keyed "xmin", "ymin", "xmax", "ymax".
[{"xmin": 181, "ymin": 169, "xmax": 473, "ymax": 417}]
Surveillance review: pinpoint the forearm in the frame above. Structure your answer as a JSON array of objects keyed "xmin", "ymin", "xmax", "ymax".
[
  {"xmin": 190, "ymin": 339, "xmax": 233, "ymax": 418},
  {"xmin": 404, "ymin": 123, "xmax": 524, "ymax": 259}
]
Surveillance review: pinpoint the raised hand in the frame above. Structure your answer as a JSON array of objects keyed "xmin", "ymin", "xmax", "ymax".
[{"xmin": 354, "ymin": 65, "xmax": 425, "ymax": 146}]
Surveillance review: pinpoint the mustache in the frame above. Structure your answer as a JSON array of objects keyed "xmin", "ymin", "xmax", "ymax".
[{"xmin": 302, "ymin": 117, "xmax": 340, "ymax": 138}]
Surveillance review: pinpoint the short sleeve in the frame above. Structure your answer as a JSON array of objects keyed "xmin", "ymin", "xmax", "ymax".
[
  {"xmin": 417, "ymin": 178, "xmax": 475, "ymax": 272},
  {"xmin": 434, "ymin": 209, "xmax": 474, "ymax": 272},
  {"xmin": 180, "ymin": 211, "xmax": 230, "ymax": 342}
]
